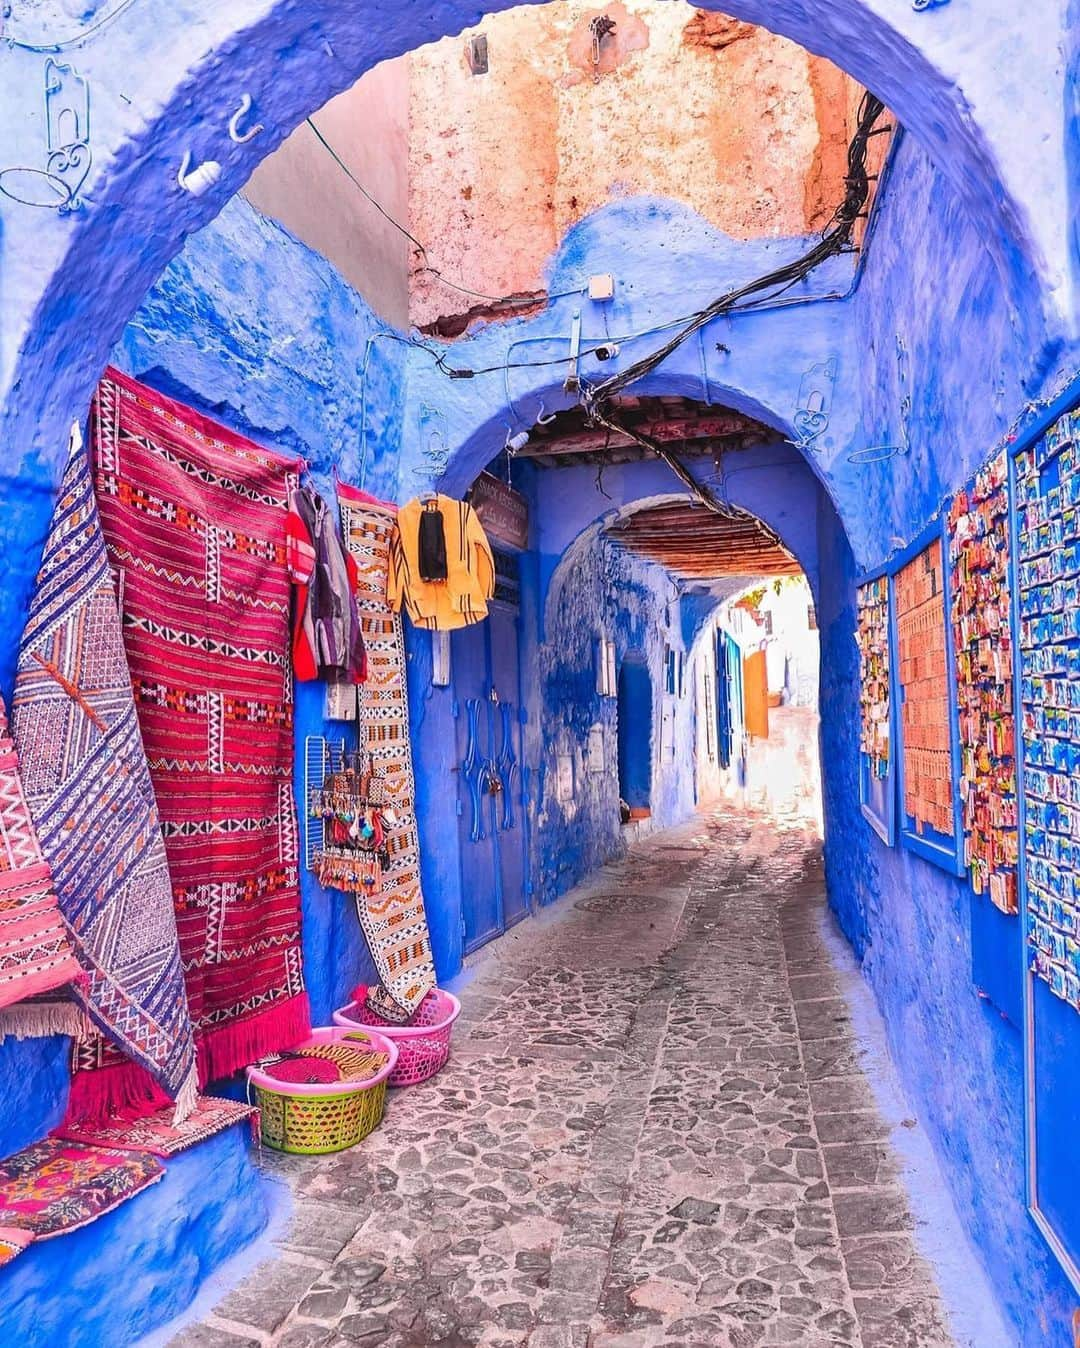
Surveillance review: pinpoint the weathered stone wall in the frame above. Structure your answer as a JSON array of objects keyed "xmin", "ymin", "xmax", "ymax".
[{"xmin": 407, "ymin": 1, "xmax": 862, "ymax": 331}]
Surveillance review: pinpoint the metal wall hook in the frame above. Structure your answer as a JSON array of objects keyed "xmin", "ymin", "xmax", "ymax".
[
  {"xmin": 178, "ymin": 150, "xmax": 222, "ymax": 196},
  {"xmin": 228, "ymin": 94, "xmax": 263, "ymax": 145},
  {"xmin": 534, "ymin": 401, "xmax": 557, "ymax": 426}
]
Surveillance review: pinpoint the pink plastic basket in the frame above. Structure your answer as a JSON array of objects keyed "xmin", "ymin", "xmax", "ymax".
[{"xmin": 333, "ymin": 988, "xmax": 461, "ymax": 1086}]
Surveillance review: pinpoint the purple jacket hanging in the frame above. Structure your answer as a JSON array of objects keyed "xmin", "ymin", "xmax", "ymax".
[{"xmin": 288, "ymin": 486, "xmax": 367, "ymax": 684}]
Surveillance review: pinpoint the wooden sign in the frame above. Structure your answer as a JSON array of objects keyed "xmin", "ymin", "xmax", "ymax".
[{"xmin": 469, "ymin": 472, "xmax": 529, "ymax": 551}]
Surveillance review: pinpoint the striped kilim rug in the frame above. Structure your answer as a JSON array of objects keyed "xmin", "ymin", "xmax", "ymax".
[
  {"xmin": 6, "ymin": 425, "xmax": 198, "ymax": 1122},
  {"xmin": 0, "ymin": 695, "xmax": 83, "ymax": 1015},
  {"xmin": 337, "ymin": 484, "xmax": 436, "ymax": 1022},
  {"xmin": 88, "ymin": 367, "xmax": 310, "ymax": 1091}
]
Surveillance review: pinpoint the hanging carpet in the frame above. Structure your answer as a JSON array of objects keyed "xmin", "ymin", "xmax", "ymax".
[
  {"xmin": 3, "ymin": 425, "xmax": 197, "ymax": 1123},
  {"xmin": 0, "ymin": 1138, "xmax": 163, "ymax": 1263},
  {"xmin": 337, "ymin": 485, "xmax": 436, "ymax": 1022},
  {"xmin": 53, "ymin": 1093, "xmax": 258, "ymax": 1157},
  {"xmin": 86, "ymin": 367, "xmax": 309, "ymax": 1095},
  {"xmin": 0, "ymin": 695, "xmax": 83, "ymax": 1015}
]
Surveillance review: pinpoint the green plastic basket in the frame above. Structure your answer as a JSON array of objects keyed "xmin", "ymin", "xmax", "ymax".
[{"xmin": 247, "ymin": 1027, "xmax": 398, "ymax": 1155}]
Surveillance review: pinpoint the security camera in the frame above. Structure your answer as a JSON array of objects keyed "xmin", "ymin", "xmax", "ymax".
[{"xmin": 593, "ymin": 343, "xmax": 620, "ymax": 362}]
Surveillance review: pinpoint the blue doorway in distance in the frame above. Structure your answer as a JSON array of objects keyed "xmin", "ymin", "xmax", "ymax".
[{"xmin": 617, "ymin": 653, "xmax": 653, "ymax": 814}]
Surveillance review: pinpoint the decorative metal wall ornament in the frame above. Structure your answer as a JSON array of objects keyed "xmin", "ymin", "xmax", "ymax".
[
  {"xmin": 44, "ymin": 58, "xmax": 91, "ymax": 210},
  {"xmin": 791, "ymin": 357, "xmax": 837, "ymax": 451},
  {"xmin": 0, "ymin": 57, "xmax": 90, "ymax": 210},
  {"xmin": 416, "ymin": 403, "xmax": 450, "ymax": 480},
  {"xmin": 847, "ymin": 335, "xmax": 912, "ymax": 464},
  {"xmin": 589, "ymin": 13, "xmax": 617, "ymax": 82}
]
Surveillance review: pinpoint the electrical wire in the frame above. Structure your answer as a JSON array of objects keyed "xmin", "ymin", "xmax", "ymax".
[
  {"xmin": 306, "ymin": 118, "xmax": 429, "ymax": 261},
  {"xmin": 305, "ymin": 117, "xmax": 582, "ymax": 314},
  {"xmin": 2, "ymin": 0, "xmax": 138, "ymax": 51},
  {"xmin": 581, "ymin": 91, "xmax": 886, "ymax": 416}
]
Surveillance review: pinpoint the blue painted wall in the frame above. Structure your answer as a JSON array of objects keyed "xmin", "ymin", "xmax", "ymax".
[
  {"xmin": 0, "ymin": 124, "xmax": 1076, "ymax": 1348},
  {"xmin": 821, "ymin": 135, "xmax": 1080, "ymax": 1347}
]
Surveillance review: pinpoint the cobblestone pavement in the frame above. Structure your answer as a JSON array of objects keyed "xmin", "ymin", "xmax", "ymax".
[{"xmin": 169, "ymin": 807, "xmax": 955, "ymax": 1348}]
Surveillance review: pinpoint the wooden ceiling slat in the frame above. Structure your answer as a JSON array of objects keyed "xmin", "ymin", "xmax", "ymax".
[{"xmin": 607, "ymin": 497, "xmax": 798, "ymax": 582}]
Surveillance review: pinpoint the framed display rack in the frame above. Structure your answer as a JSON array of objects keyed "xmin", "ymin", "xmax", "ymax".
[
  {"xmin": 947, "ymin": 451, "xmax": 1018, "ymax": 913},
  {"xmin": 856, "ymin": 570, "xmax": 896, "ymax": 845},
  {"xmin": 890, "ymin": 519, "xmax": 965, "ymax": 876},
  {"xmin": 1008, "ymin": 371, "xmax": 1080, "ymax": 1298}
]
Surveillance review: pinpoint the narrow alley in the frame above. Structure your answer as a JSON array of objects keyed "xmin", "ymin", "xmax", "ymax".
[
  {"xmin": 171, "ymin": 805, "xmax": 956, "ymax": 1348},
  {"xmin": 6, "ymin": 2, "xmax": 1080, "ymax": 1344}
]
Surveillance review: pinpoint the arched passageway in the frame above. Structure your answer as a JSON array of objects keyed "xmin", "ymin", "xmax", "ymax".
[{"xmin": 1, "ymin": 2, "xmax": 1079, "ymax": 1345}]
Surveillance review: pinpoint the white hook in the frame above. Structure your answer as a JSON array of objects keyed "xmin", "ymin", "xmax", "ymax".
[
  {"xmin": 228, "ymin": 94, "xmax": 264, "ymax": 145},
  {"xmin": 178, "ymin": 151, "xmax": 223, "ymax": 196},
  {"xmin": 535, "ymin": 401, "xmax": 557, "ymax": 426}
]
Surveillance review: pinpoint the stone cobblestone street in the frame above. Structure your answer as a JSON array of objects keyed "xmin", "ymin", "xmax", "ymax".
[{"xmin": 169, "ymin": 807, "xmax": 955, "ymax": 1348}]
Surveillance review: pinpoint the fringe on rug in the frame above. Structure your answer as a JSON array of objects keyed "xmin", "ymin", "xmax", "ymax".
[
  {"xmin": 65, "ymin": 1058, "xmax": 173, "ymax": 1126},
  {"xmin": 198, "ymin": 992, "xmax": 311, "ymax": 1086},
  {"xmin": 0, "ymin": 1001, "xmax": 90, "ymax": 1043},
  {"xmin": 64, "ymin": 994, "xmax": 309, "ymax": 1127}
]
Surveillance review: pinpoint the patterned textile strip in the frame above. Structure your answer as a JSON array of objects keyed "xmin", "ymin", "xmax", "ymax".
[
  {"xmin": 0, "ymin": 1139, "xmax": 163, "ymax": 1249},
  {"xmin": 52, "ymin": 1093, "xmax": 258, "ymax": 1157},
  {"xmin": 0, "ymin": 695, "xmax": 84, "ymax": 1016},
  {"xmin": 5, "ymin": 425, "xmax": 197, "ymax": 1123},
  {"xmin": 89, "ymin": 367, "xmax": 309, "ymax": 1091},
  {"xmin": 337, "ymin": 484, "xmax": 436, "ymax": 1022}
]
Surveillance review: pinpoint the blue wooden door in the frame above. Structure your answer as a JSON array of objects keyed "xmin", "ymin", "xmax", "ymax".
[
  {"xmin": 716, "ymin": 631, "xmax": 735, "ymax": 769},
  {"xmin": 453, "ymin": 621, "xmax": 501, "ymax": 951},
  {"xmin": 488, "ymin": 605, "xmax": 528, "ymax": 930},
  {"xmin": 453, "ymin": 593, "xmax": 528, "ymax": 953}
]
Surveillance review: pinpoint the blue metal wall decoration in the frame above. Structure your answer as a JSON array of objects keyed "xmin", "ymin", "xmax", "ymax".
[
  {"xmin": 495, "ymin": 701, "xmax": 518, "ymax": 831},
  {"xmin": 459, "ymin": 696, "xmax": 489, "ymax": 844},
  {"xmin": 791, "ymin": 357, "xmax": 837, "ymax": 452},
  {"xmin": 0, "ymin": 56, "xmax": 91, "ymax": 209}
]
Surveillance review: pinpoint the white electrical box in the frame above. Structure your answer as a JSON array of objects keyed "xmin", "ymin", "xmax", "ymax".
[{"xmin": 588, "ymin": 274, "xmax": 615, "ymax": 301}]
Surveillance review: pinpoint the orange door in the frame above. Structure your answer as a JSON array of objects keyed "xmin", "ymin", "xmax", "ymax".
[{"xmin": 743, "ymin": 650, "xmax": 770, "ymax": 740}]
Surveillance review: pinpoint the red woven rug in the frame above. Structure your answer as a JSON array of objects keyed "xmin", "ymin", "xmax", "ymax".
[
  {"xmin": 53, "ymin": 1093, "xmax": 258, "ymax": 1157},
  {"xmin": 0, "ymin": 1139, "xmax": 163, "ymax": 1262},
  {"xmin": 87, "ymin": 368, "xmax": 309, "ymax": 1093}
]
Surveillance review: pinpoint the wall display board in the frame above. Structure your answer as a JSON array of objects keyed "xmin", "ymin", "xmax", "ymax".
[
  {"xmin": 893, "ymin": 531, "xmax": 964, "ymax": 872},
  {"xmin": 947, "ymin": 452, "xmax": 1019, "ymax": 914},
  {"xmin": 1016, "ymin": 426, "xmax": 1080, "ymax": 1010},
  {"xmin": 857, "ymin": 576, "xmax": 895, "ymax": 844},
  {"xmin": 1012, "ymin": 391, "xmax": 1080, "ymax": 1297}
]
